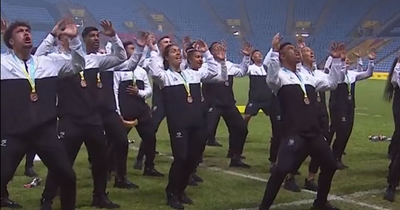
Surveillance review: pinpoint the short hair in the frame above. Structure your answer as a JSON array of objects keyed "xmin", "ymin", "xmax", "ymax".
[
  {"xmin": 122, "ymin": 41, "xmax": 134, "ymax": 50},
  {"xmin": 3, "ymin": 21, "xmax": 31, "ymax": 49},
  {"xmin": 250, "ymin": 49, "xmax": 260, "ymax": 63},
  {"xmin": 157, "ymin": 36, "xmax": 170, "ymax": 45},
  {"xmin": 81, "ymin": 26, "xmax": 98, "ymax": 39},
  {"xmin": 278, "ymin": 42, "xmax": 293, "ymax": 53},
  {"xmin": 209, "ymin": 42, "xmax": 219, "ymax": 52}
]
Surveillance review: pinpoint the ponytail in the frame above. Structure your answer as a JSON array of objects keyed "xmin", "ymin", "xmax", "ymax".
[{"xmin": 383, "ymin": 57, "xmax": 398, "ymax": 101}]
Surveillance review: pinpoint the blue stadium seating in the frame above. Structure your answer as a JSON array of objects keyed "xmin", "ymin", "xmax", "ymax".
[{"xmin": 1, "ymin": 0, "xmax": 399, "ymax": 71}]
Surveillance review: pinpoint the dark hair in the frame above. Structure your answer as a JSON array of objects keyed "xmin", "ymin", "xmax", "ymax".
[
  {"xmin": 30, "ymin": 47, "xmax": 38, "ymax": 55},
  {"xmin": 186, "ymin": 47, "xmax": 199, "ymax": 65},
  {"xmin": 162, "ymin": 44, "xmax": 178, "ymax": 70},
  {"xmin": 383, "ymin": 57, "xmax": 398, "ymax": 101},
  {"xmin": 157, "ymin": 36, "xmax": 170, "ymax": 45},
  {"xmin": 122, "ymin": 41, "xmax": 134, "ymax": 50},
  {"xmin": 208, "ymin": 42, "xmax": 219, "ymax": 52},
  {"xmin": 278, "ymin": 42, "xmax": 293, "ymax": 62},
  {"xmin": 81, "ymin": 26, "xmax": 98, "ymax": 39},
  {"xmin": 3, "ymin": 21, "xmax": 31, "ymax": 49},
  {"xmin": 250, "ymin": 49, "xmax": 260, "ymax": 63}
]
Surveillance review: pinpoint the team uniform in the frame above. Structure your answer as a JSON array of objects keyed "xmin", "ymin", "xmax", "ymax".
[
  {"xmin": 148, "ymin": 50, "xmax": 219, "ymax": 209},
  {"xmin": 1, "ymin": 36, "xmax": 85, "ymax": 210},
  {"xmin": 203, "ymin": 56, "xmax": 250, "ymax": 166},
  {"xmin": 260, "ymin": 51, "xmax": 341, "ymax": 210},
  {"xmin": 40, "ymin": 34, "xmax": 126, "ymax": 209}
]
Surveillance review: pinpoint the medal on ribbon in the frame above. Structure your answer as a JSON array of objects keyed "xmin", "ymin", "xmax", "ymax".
[
  {"xmin": 97, "ymin": 73, "xmax": 103, "ymax": 89},
  {"xmin": 79, "ymin": 72, "xmax": 87, "ymax": 88},
  {"xmin": 15, "ymin": 55, "xmax": 38, "ymax": 102}
]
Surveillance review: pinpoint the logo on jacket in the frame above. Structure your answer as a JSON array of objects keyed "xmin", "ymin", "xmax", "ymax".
[
  {"xmin": 176, "ymin": 132, "xmax": 182, "ymax": 138},
  {"xmin": 288, "ymin": 139, "xmax": 295, "ymax": 146},
  {"xmin": 58, "ymin": 132, "xmax": 65, "ymax": 139},
  {"xmin": 1, "ymin": 139, "xmax": 7, "ymax": 147}
]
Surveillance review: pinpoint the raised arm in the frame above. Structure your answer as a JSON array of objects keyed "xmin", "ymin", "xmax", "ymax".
[
  {"xmin": 314, "ymin": 58, "xmax": 341, "ymax": 92},
  {"xmin": 355, "ymin": 55, "xmax": 375, "ymax": 81},
  {"xmin": 98, "ymin": 34, "xmax": 127, "ymax": 70},
  {"xmin": 35, "ymin": 33, "xmax": 57, "ymax": 56},
  {"xmin": 227, "ymin": 56, "xmax": 250, "ymax": 77},
  {"xmin": 314, "ymin": 43, "xmax": 344, "ymax": 92},
  {"xmin": 148, "ymin": 50, "xmax": 167, "ymax": 82},
  {"xmin": 266, "ymin": 34, "xmax": 283, "ymax": 93},
  {"xmin": 113, "ymin": 72, "xmax": 122, "ymax": 115},
  {"xmin": 55, "ymin": 37, "xmax": 85, "ymax": 77},
  {"xmin": 136, "ymin": 68, "xmax": 153, "ymax": 99},
  {"xmin": 266, "ymin": 52, "xmax": 282, "ymax": 93},
  {"xmin": 196, "ymin": 51, "xmax": 219, "ymax": 80},
  {"xmin": 262, "ymin": 48, "xmax": 273, "ymax": 69}
]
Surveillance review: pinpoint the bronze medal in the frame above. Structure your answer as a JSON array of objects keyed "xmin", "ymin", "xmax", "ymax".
[
  {"xmin": 304, "ymin": 97, "xmax": 310, "ymax": 105},
  {"xmin": 348, "ymin": 95, "xmax": 352, "ymax": 100},
  {"xmin": 97, "ymin": 82, "xmax": 103, "ymax": 89},
  {"xmin": 187, "ymin": 96, "xmax": 193, "ymax": 103},
  {"xmin": 30, "ymin": 92, "xmax": 38, "ymax": 102},
  {"xmin": 224, "ymin": 81, "xmax": 229, "ymax": 86},
  {"xmin": 80, "ymin": 80, "xmax": 87, "ymax": 88}
]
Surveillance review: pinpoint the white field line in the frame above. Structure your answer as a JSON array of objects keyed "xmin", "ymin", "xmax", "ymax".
[
  {"xmin": 335, "ymin": 197, "xmax": 392, "ymax": 210},
  {"xmin": 129, "ymin": 146, "xmax": 391, "ymax": 210}
]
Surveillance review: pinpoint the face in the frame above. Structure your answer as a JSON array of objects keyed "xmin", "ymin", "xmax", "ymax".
[
  {"xmin": 301, "ymin": 47, "xmax": 315, "ymax": 63},
  {"xmin": 58, "ymin": 34, "xmax": 69, "ymax": 48},
  {"xmin": 210, "ymin": 43, "xmax": 226, "ymax": 60},
  {"xmin": 85, "ymin": 30, "xmax": 100, "ymax": 50},
  {"xmin": 165, "ymin": 45, "xmax": 182, "ymax": 67},
  {"xmin": 10, "ymin": 26, "xmax": 32, "ymax": 49},
  {"xmin": 188, "ymin": 51, "xmax": 203, "ymax": 70},
  {"xmin": 148, "ymin": 34, "xmax": 156, "ymax": 44},
  {"xmin": 345, "ymin": 57, "xmax": 350, "ymax": 65},
  {"xmin": 280, "ymin": 45, "xmax": 298, "ymax": 65},
  {"xmin": 251, "ymin": 51, "xmax": 263, "ymax": 63},
  {"xmin": 159, "ymin": 37, "xmax": 172, "ymax": 52},
  {"xmin": 125, "ymin": 44, "xmax": 135, "ymax": 57}
]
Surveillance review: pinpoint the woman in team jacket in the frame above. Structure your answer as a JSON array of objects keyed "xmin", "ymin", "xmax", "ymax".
[{"xmin": 148, "ymin": 40, "xmax": 222, "ymax": 209}]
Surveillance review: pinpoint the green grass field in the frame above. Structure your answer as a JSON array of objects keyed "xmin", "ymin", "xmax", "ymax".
[{"xmin": 7, "ymin": 79, "xmax": 400, "ymax": 210}]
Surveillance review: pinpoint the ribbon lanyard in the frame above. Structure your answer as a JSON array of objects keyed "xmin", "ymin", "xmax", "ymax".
[
  {"xmin": 294, "ymin": 72, "xmax": 308, "ymax": 99},
  {"xmin": 345, "ymin": 72, "xmax": 351, "ymax": 96},
  {"xmin": 283, "ymin": 68, "xmax": 309, "ymax": 104},
  {"xmin": 175, "ymin": 70, "xmax": 191, "ymax": 97},
  {"xmin": 14, "ymin": 55, "xmax": 36, "ymax": 92},
  {"xmin": 132, "ymin": 72, "xmax": 136, "ymax": 85}
]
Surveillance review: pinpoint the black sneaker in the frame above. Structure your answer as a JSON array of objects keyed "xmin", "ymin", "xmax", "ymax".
[
  {"xmin": 304, "ymin": 178, "xmax": 318, "ymax": 192},
  {"xmin": 133, "ymin": 159, "xmax": 143, "ymax": 170},
  {"xmin": 178, "ymin": 192, "xmax": 193, "ymax": 205},
  {"xmin": 283, "ymin": 177, "xmax": 301, "ymax": 192},
  {"xmin": 166, "ymin": 193, "xmax": 184, "ymax": 210},
  {"xmin": 0, "ymin": 197, "xmax": 22, "ymax": 209},
  {"xmin": 383, "ymin": 185, "xmax": 396, "ymax": 202},
  {"xmin": 143, "ymin": 167, "xmax": 164, "ymax": 177},
  {"xmin": 311, "ymin": 201, "xmax": 340, "ymax": 210},
  {"xmin": 191, "ymin": 173, "xmax": 203, "ymax": 183},
  {"xmin": 114, "ymin": 177, "xmax": 139, "ymax": 189},
  {"xmin": 91, "ymin": 193, "xmax": 120, "ymax": 209}
]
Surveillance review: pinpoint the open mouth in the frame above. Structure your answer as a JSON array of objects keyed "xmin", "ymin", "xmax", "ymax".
[{"xmin": 24, "ymin": 37, "xmax": 32, "ymax": 44}]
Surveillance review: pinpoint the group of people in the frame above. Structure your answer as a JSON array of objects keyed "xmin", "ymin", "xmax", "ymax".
[{"xmin": 0, "ymin": 17, "xmax": 399, "ymax": 210}]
